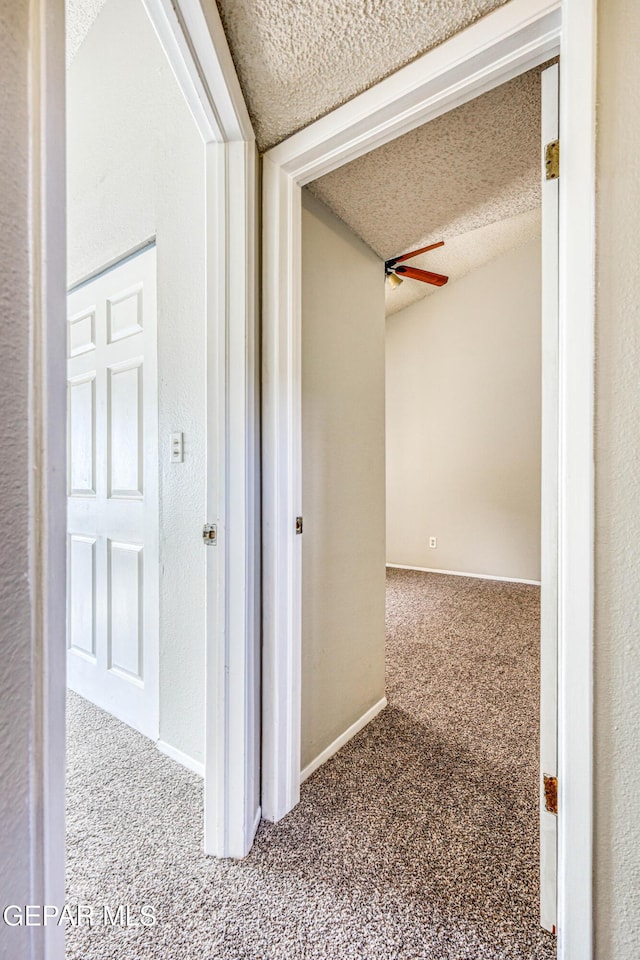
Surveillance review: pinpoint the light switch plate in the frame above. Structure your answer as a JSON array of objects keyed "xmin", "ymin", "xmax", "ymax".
[{"xmin": 170, "ymin": 432, "xmax": 183, "ymax": 463}]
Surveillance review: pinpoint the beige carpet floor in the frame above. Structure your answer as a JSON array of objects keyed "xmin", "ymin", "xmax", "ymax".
[{"xmin": 66, "ymin": 569, "xmax": 556, "ymax": 959}]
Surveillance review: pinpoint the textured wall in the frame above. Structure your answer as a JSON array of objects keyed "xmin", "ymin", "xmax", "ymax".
[
  {"xmin": 595, "ymin": 0, "xmax": 640, "ymax": 954},
  {"xmin": 67, "ymin": 0, "xmax": 207, "ymax": 763},
  {"xmin": 386, "ymin": 236, "xmax": 541, "ymax": 582},
  {"xmin": 0, "ymin": 2, "xmax": 35, "ymax": 954},
  {"xmin": 301, "ymin": 191, "xmax": 386, "ymax": 771}
]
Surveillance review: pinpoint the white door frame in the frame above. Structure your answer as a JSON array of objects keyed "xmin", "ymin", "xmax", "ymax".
[
  {"xmin": 127, "ymin": 0, "xmax": 261, "ymax": 860},
  {"xmin": 540, "ymin": 62, "xmax": 560, "ymax": 933},
  {"xmin": 32, "ymin": 4, "xmax": 258, "ymax": 955},
  {"xmin": 261, "ymin": 2, "xmax": 595, "ymax": 958}
]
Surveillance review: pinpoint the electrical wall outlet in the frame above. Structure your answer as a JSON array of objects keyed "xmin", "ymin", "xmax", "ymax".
[{"xmin": 429, "ymin": 536, "xmax": 437, "ymax": 549}]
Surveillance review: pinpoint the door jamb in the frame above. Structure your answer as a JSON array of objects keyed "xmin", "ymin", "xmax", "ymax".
[
  {"xmin": 261, "ymin": 0, "xmax": 595, "ymax": 957},
  {"xmin": 135, "ymin": 0, "xmax": 262, "ymax": 861},
  {"xmin": 29, "ymin": 3, "xmax": 67, "ymax": 958}
]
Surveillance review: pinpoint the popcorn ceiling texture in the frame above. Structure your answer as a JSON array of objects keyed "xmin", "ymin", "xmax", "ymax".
[
  {"xmin": 215, "ymin": 0, "xmax": 510, "ymax": 150},
  {"xmin": 66, "ymin": 0, "xmax": 109, "ymax": 65},
  {"xmin": 67, "ymin": 3, "xmax": 541, "ymax": 297},
  {"xmin": 69, "ymin": 0, "xmax": 510, "ymax": 148},
  {"xmin": 303, "ymin": 67, "xmax": 542, "ymax": 317},
  {"xmin": 309, "ymin": 67, "xmax": 542, "ymax": 263}
]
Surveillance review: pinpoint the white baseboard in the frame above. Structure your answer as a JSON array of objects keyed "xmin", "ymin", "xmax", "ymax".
[
  {"xmin": 386, "ymin": 563, "xmax": 541, "ymax": 586},
  {"xmin": 300, "ymin": 696, "xmax": 387, "ymax": 784},
  {"xmin": 156, "ymin": 739, "xmax": 205, "ymax": 778}
]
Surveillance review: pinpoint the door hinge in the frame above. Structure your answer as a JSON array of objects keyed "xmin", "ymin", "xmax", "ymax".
[
  {"xmin": 543, "ymin": 774, "xmax": 558, "ymax": 815},
  {"xmin": 295, "ymin": 516, "xmax": 303, "ymax": 535},
  {"xmin": 545, "ymin": 139, "xmax": 559, "ymax": 180},
  {"xmin": 202, "ymin": 523, "xmax": 217, "ymax": 545}
]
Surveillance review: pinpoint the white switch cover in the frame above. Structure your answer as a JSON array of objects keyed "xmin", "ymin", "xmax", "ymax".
[
  {"xmin": 170, "ymin": 432, "xmax": 184, "ymax": 463},
  {"xmin": 429, "ymin": 536, "xmax": 437, "ymax": 549}
]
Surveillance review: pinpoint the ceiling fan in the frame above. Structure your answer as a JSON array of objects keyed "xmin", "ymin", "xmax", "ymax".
[{"xmin": 385, "ymin": 240, "xmax": 448, "ymax": 289}]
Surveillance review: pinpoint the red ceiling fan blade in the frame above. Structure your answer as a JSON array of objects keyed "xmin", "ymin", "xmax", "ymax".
[
  {"xmin": 389, "ymin": 240, "xmax": 445, "ymax": 266},
  {"xmin": 394, "ymin": 265, "xmax": 448, "ymax": 286}
]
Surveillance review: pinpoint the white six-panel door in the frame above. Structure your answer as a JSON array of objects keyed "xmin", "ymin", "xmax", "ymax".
[{"xmin": 67, "ymin": 245, "xmax": 159, "ymax": 739}]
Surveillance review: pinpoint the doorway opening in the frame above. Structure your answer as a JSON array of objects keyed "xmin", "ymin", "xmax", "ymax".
[
  {"xmin": 62, "ymin": 0, "xmax": 259, "ymax": 878},
  {"xmin": 293, "ymin": 59, "xmax": 556, "ymax": 956},
  {"xmin": 64, "ymin": 0, "xmax": 210, "ymax": 930},
  {"xmin": 25, "ymin": 0, "xmax": 595, "ymax": 956}
]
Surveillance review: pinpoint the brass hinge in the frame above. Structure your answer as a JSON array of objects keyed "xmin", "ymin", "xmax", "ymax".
[
  {"xmin": 545, "ymin": 139, "xmax": 559, "ymax": 180},
  {"xmin": 544, "ymin": 774, "xmax": 558, "ymax": 815},
  {"xmin": 295, "ymin": 516, "xmax": 303, "ymax": 535}
]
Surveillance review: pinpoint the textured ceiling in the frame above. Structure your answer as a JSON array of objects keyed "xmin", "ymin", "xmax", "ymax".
[
  {"xmin": 215, "ymin": 0, "xmax": 510, "ymax": 151},
  {"xmin": 307, "ymin": 66, "xmax": 543, "ymax": 317},
  {"xmin": 68, "ymin": 1, "xmax": 543, "ymax": 320},
  {"xmin": 308, "ymin": 68, "xmax": 542, "ymax": 262},
  {"xmin": 66, "ymin": 0, "xmax": 108, "ymax": 65}
]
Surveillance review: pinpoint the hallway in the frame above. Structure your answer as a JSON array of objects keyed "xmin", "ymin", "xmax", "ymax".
[{"xmin": 66, "ymin": 570, "xmax": 554, "ymax": 959}]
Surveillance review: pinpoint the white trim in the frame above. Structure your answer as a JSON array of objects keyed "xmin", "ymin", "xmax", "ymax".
[
  {"xmin": 557, "ymin": 0, "xmax": 596, "ymax": 955},
  {"xmin": 31, "ymin": 2, "xmax": 67, "ymax": 958},
  {"xmin": 386, "ymin": 564, "xmax": 541, "ymax": 586},
  {"xmin": 267, "ymin": 0, "xmax": 560, "ymax": 184},
  {"xmin": 261, "ymin": 158, "xmax": 303, "ymax": 823},
  {"xmin": 142, "ymin": 0, "xmax": 253, "ymax": 143},
  {"xmin": 252, "ymin": 806, "xmax": 262, "ymax": 840},
  {"xmin": 300, "ymin": 698, "xmax": 388, "ymax": 784},
  {"xmin": 205, "ymin": 141, "xmax": 228, "ymax": 855},
  {"xmin": 262, "ymin": 0, "xmax": 595, "ymax": 955},
  {"xmin": 262, "ymin": 0, "xmax": 561, "ymax": 825},
  {"xmin": 142, "ymin": 0, "xmax": 220, "ymax": 141},
  {"xmin": 142, "ymin": 3, "xmax": 259, "ymax": 861},
  {"xmin": 175, "ymin": 0, "xmax": 254, "ymax": 141},
  {"xmin": 226, "ymin": 140, "xmax": 261, "ymax": 857},
  {"xmin": 157, "ymin": 740, "xmax": 205, "ymax": 778},
  {"xmin": 204, "ymin": 140, "xmax": 261, "ymax": 858},
  {"xmin": 539, "ymin": 61, "xmax": 560, "ymax": 933}
]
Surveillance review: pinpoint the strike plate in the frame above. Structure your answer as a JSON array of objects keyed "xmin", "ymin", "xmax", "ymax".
[{"xmin": 202, "ymin": 523, "xmax": 217, "ymax": 545}]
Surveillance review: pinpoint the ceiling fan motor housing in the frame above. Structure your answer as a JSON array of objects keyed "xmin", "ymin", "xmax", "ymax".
[{"xmin": 385, "ymin": 240, "xmax": 449, "ymax": 287}]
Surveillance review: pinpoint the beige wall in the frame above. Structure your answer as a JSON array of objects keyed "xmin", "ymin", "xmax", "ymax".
[
  {"xmin": 595, "ymin": 0, "xmax": 640, "ymax": 955},
  {"xmin": 386, "ymin": 237, "xmax": 542, "ymax": 582},
  {"xmin": 301, "ymin": 190, "xmax": 386, "ymax": 771},
  {"xmin": 67, "ymin": 0, "xmax": 206, "ymax": 763}
]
